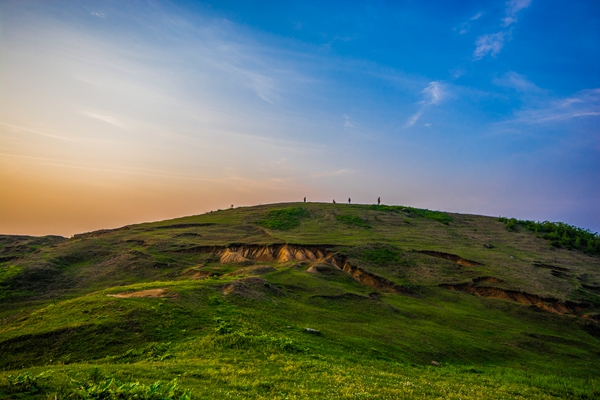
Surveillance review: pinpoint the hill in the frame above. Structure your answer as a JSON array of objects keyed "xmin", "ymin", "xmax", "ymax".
[{"xmin": 1, "ymin": 202, "xmax": 599, "ymax": 399}]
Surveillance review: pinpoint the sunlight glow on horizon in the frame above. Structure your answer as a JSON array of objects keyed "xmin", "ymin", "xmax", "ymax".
[{"xmin": 1, "ymin": 0, "xmax": 599, "ymax": 236}]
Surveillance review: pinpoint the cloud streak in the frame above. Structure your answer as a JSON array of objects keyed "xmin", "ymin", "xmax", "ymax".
[
  {"xmin": 405, "ymin": 81, "xmax": 445, "ymax": 127},
  {"xmin": 493, "ymin": 71, "xmax": 542, "ymax": 92},
  {"xmin": 504, "ymin": 88, "xmax": 600, "ymax": 125},
  {"xmin": 80, "ymin": 111, "xmax": 127, "ymax": 128},
  {"xmin": 0, "ymin": 122, "xmax": 75, "ymax": 141}
]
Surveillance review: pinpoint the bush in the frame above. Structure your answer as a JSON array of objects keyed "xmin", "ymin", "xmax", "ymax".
[{"xmin": 499, "ymin": 217, "xmax": 600, "ymax": 255}]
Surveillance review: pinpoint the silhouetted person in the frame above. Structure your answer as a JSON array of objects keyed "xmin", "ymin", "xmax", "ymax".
[
  {"xmin": 333, "ymin": 199, "xmax": 336, "ymax": 204},
  {"xmin": 304, "ymin": 197, "xmax": 306, "ymax": 202},
  {"xmin": 348, "ymin": 198, "xmax": 351, "ymax": 204},
  {"xmin": 377, "ymin": 197, "xmax": 380, "ymax": 205}
]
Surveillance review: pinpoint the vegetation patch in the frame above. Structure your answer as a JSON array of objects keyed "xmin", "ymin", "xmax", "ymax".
[
  {"xmin": 368, "ymin": 205, "xmax": 452, "ymax": 224},
  {"xmin": 258, "ymin": 207, "xmax": 309, "ymax": 230},
  {"xmin": 499, "ymin": 217, "xmax": 600, "ymax": 255},
  {"xmin": 0, "ymin": 265, "xmax": 21, "ymax": 285},
  {"xmin": 334, "ymin": 214, "xmax": 371, "ymax": 228},
  {"xmin": 71, "ymin": 377, "xmax": 191, "ymax": 400},
  {"xmin": 354, "ymin": 245, "xmax": 401, "ymax": 266}
]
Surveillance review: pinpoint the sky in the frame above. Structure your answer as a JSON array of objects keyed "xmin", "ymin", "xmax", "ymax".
[{"xmin": 0, "ymin": 0, "xmax": 599, "ymax": 237}]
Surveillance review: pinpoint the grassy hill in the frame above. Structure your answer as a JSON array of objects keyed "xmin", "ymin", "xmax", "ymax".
[{"xmin": 1, "ymin": 202, "xmax": 599, "ymax": 399}]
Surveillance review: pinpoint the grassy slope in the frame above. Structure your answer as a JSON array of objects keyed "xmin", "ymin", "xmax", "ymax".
[{"xmin": 0, "ymin": 202, "xmax": 599, "ymax": 399}]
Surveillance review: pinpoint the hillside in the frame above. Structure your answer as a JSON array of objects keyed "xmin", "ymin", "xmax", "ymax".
[{"xmin": 1, "ymin": 202, "xmax": 599, "ymax": 399}]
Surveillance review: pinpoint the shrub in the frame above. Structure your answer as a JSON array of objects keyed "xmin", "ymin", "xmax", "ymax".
[{"xmin": 499, "ymin": 217, "xmax": 600, "ymax": 255}]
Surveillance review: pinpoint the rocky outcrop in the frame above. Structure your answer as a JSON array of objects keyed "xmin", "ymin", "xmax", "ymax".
[{"xmin": 215, "ymin": 244, "xmax": 331, "ymax": 263}]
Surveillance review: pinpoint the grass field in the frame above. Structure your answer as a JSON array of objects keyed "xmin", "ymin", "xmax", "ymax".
[{"xmin": 1, "ymin": 202, "xmax": 599, "ymax": 398}]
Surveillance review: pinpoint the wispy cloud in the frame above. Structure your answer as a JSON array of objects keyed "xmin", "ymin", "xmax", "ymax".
[
  {"xmin": 343, "ymin": 114, "xmax": 354, "ymax": 129},
  {"xmin": 422, "ymin": 81, "xmax": 444, "ymax": 105},
  {"xmin": 474, "ymin": 32, "xmax": 506, "ymax": 60},
  {"xmin": 80, "ymin": 111, "xmax": 126, "ymax": 128},
  {"xmin": 0, "ymin": 122, "xmax": 74, "ymax": 141},
  {"xmin": 455, "ymin": 11, "xmax": 483, "ymax": 34},
  {"xmin": 503, "ymin": 0, "xmax": 532, "ymax": 26},
  {"xmin": 493, "ymin": 71, "xmax": 542, "ymax": 92},
  {"xmin": 473, "ymin": 0, "xmax": 532, "ymax": 60},
  {"xmin": 405, "ymin": 82, "xmax": 445, "ymax": 127},
  {"xmin": 505, "ymin": 88, "xmax": 600, "ymax": 125},
  {"xmin": 91, "ymin": 11, "xmax": 105, "ymax": 18}
]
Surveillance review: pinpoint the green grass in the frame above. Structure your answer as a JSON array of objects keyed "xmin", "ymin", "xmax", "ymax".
[
  {"xmin": 0, "ymin": 202, "xmax": 599, "ymax": 398},
  {"xmin": 258, "ymin": 207, "xmax": 310, "ymax": 230},
  {"xmin": 368, "ymin": 204, "xmax": 453, "ymax": 224},
  {"xmin": 334, "ymin": 214, "xmax": 371, "ymax": 228}
]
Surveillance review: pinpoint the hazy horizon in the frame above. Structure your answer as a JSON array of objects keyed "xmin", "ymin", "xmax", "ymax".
[{"xmin": 1, "ymin": 0, "xmax": 599, "ymax": 237}]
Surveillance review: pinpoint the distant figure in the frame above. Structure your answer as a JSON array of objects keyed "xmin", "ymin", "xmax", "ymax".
[
  {"xmin": 377, "ymin": 197, "xmax": 381, "ymax": 205},
  {"xmin": 333, "ymin": 199, "xmax": 336, "ymax": 204},
  {"xmin": 348, "ymin": 198, "xmax": 351, "ymax": 204},
  {"xmin": 304, "ymin": 197, "xmax": 306, "ymax": 202}
]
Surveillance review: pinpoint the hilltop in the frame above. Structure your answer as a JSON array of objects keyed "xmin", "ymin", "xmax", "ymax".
[{"xmin": 1, "ymin": 203, "xmax": 599, "ymax": 399}]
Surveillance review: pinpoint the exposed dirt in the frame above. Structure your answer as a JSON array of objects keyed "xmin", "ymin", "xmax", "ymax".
[
  {"xmin": 440, "ymin": 283, "xmax": 584, "ymax": 315},
  {"xmin": 307, "ymin": 264, "xmax": 345, "ymax": 275},
  {"xmin": 533, "ymin": 261, "xmax": 569, "ymax": 272},
  {"xmin": 124, "ymin": 239, "xmax": 145, "ymax": 245},
  {"xmin": 311, "ymin": 292, "xmax": 377, "ymax": 301},
  {"xmin": 166, "ymin": 243, "xmax": 407, "ymax": 294},
  {"xmin": 219, "ymin": 249, "xmax": 253, "ymax": 264},
  {"xmin": 107, "ymin": 289, "xmax": 169, "ymax": 298},
  {"xmin": 581, "ymin": 284, "xmax": 600, "ymax": 294},
  {"xmin": 551, "ymin": 270, "xmax": 571, "ymax": 279},
  {"xmin": 176, "ymin": 232, "xmax": 202, "ymax": 237},
  {"xmin": 332, "ymin": 255, "xmax": 409, "ymax": 294},
  {"xmin": 216, "ymin": 244, "xmax": 333, "ymax": 264},
  {"xmin": 473, "ymin": 276, "xmax": 503, "ymax": 284},
  {"xmin": 222, "ymin": 277, "xmax": 283, "ymax": 300},
  {"xmin": 415, "ymin": 250, "xmax": 484, "ymax": 267},
  {"xmin": 583, "ymin": 314, "xmax": 600, "ymax": 324},
  {"xmin": 532, "ymin": 262, "xmax": 572, "ymax": 279}
]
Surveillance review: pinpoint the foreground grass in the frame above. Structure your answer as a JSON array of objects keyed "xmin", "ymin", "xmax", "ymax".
[{"xmin": 1, "ymin": 357, "xmax": 598, "ymax": 399}]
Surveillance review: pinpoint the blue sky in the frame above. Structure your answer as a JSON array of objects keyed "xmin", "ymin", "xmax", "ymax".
[{"xmin": 0, "ymin": 0, "xmax": 599, "ymax": 236}]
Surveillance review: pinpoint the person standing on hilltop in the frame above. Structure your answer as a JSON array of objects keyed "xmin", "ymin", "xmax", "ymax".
[
  {"xmin": 333, "ymin": 199, "xmax": 336, "ymax": 204},
  {"xmin": 377, "ymin": 197, "xmax": 381, "ymax": 205},
  {"xmin": 348, "ymin": 198, "xmax": 351, "ymax": 204},
  {"xmin": 304, "ymin": 197, "xmax": 306, "ymax": 203}
]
